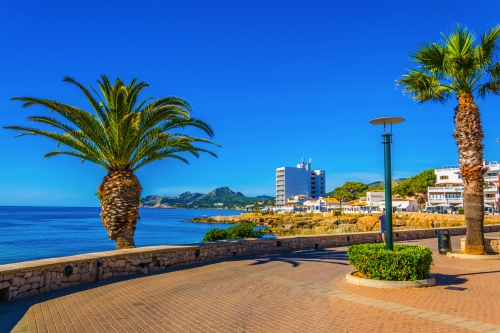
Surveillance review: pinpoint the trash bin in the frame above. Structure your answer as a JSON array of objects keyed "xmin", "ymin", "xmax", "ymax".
[{"xmin": 438, "ymin": 229, "xmax": 452, "ymax": 254}]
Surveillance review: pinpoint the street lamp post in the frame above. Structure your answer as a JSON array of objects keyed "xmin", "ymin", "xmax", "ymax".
[{"xmin": 370, "ymin": 117, "xmax": 404, "ymax": 250}]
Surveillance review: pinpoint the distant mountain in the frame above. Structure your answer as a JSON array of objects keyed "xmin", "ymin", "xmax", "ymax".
[
  {"xmin": 256, "ymin": 195, "xmax": 274, "ymax": 199},
  {"xmin": 142, "ymin": 191, "xmax": 203, "ymax": 208},
  {"xmin": 141, "ymin": 187, "xmax": 274, "ymax": 208}
]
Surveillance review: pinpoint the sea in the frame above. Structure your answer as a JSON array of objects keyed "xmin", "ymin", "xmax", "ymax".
[{"xmin": 0, "ymin": 206, "xmax": 241, "ymax": 265}]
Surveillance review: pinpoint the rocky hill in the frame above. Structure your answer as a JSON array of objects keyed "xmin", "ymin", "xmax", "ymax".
[
  {"xmin": 142, "ymin": 192, "xmax": 204, "ymax": 208},
  {"xmin": 141, "ymin": 187, "xmax": 273, "ymax": 208}
]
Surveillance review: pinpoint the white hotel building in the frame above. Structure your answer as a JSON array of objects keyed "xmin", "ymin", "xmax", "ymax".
[
  {"xmin": 427, "ymin": 160, "xmax": 500, "ymax": 211},
  {"xmin": 276, "ymin": 159, "xmax": 325, "ymax": 207}
]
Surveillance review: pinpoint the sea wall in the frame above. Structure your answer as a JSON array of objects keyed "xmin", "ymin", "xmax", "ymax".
[{"xmin": 1, "ymin": 224, "xmax": 499, "ymax": 302}]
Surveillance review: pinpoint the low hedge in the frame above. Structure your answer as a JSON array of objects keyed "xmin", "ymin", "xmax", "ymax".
[
  {"xmin": 347, "ymin": 243, "xmax": 433, "ymax": 281},
  {"xmin": 202, "ymin": 222, "xmax": 264, "ymax": 242}
]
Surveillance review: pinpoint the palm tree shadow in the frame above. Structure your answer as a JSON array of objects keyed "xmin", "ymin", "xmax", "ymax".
[{"xmin": 249, "ymin": 249, "xmax": 350, "ymax": 268}]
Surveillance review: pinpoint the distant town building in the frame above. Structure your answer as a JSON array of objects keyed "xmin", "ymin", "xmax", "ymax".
[
  {"xmin": 380, "ymin": 198, "xmax": 419, "ymax": 212},
  {"xmin": 213, "ymin": 203, "xmax": 224, "ymax": 206},
  {"xmin": 426, "ymin": 160, "xmax": 500, "ymax": 212},
  {"xmin": 276, "ymin": 158, "xmax": 326, "ymax": 207},
  {"xmin": 365, "ymin": 190, "xmax": 385, "ymax": 207}
]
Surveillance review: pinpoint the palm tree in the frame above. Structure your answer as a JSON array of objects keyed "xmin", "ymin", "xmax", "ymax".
[
  {"xmin": 396, "ymin": 25, "xmax": 500, "ymax": 254},
  {"xmin": 5, "ymin": 75, "xmax": 219, "ymax": 249}
]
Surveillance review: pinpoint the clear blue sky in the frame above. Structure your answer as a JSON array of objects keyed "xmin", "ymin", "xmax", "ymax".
[{"xmin": 1, "ymin": 1, "xmax": 500, "ymax": 206}]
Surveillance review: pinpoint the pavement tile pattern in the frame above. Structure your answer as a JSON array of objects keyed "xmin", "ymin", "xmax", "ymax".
[{"xmin": 1, "ymin": 232, "xmax": 499, "ymax": 333}]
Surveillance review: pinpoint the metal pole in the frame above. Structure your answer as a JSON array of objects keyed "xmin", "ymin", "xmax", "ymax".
[{"xmin": 382, "ymin": 132, "xmax": 393, "ymax": 250}]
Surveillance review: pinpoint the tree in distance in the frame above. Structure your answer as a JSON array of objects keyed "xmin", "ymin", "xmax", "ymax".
[
  {"xmin": 397, "ymin": 24, "xmax": 500, "ymax": 254},
  {"xmin": 393, "ymin": 169, "xmax": 435, "ymax": 197},
  {"xmin": 5, "ymin": 75, "xmax": 219, "ymax": 249},
  {"xmin": 331, "ymin": 181, "xmax": 369, "ymax": 209}
]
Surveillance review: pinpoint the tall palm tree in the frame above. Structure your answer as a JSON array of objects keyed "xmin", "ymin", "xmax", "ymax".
[
  {"xmin": 5, "ymin": 75, "xmax": 219, "ymax": 249},
  {"xmin": 397, "ymin": 25, "xmax": 500, "ymax": 254}
]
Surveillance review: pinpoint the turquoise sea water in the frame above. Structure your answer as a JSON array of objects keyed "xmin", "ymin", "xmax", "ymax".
[{"xmin": 0, "ymin": 207, "xmax": 239, "ymax": 265}]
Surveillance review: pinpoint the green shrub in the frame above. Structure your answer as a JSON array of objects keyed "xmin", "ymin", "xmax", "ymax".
[
  {"xmin": 202, "ymin": 228, "xmax": 229, "ymax": 242},
  {"xmin": 347, "ymin": 243, "xmax": 433, "ymax": 281},
  {"xmin": 333, "ymin": 209, "xmax": 342, "ymax": 217},
  {"xmin": 458, "ymin": 208, "xmax": 464, "ymax": 214},
  {"xmin": 202, "ymin": 222, "xmax": 264, "ymax": 242}
]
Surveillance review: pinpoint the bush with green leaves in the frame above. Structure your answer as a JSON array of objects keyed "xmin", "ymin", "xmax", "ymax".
[
  {"xmin": 202, "ymin": 222, "xmax": 264, "ymax": 242},
  {"xmin": 347, "ymin": 243, "xmax": 433, "ymax": 281}
]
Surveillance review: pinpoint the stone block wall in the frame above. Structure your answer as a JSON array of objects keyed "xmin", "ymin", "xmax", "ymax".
[
  {"xmin": 1, "ymin": 224, "xmax": 499, "ymax": 302},
  {"xmin": 461, "ymin": 237, "xmax": 500, "ymax": 253}
]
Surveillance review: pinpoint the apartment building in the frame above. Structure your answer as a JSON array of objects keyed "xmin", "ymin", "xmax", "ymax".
[
  {"xmin": 276, "ymin": 158, "xmax": 326, "ymax": 207},
  {"xmin": 427, "ymin": 160, "xmax": 500, "ymax": 211}
]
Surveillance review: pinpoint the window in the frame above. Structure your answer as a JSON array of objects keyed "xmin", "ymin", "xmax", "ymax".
[{"xmin": 440, "ymin": 175, "xmax": 449, "ymax": 180}]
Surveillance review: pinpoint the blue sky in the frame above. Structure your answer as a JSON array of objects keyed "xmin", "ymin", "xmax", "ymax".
[{"xmin": 1, "ymin": 1, "xmax": 500, "ymax": 206}]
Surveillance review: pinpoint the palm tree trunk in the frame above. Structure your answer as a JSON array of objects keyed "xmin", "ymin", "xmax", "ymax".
[
  {"xmin": 98, "ymin": 170, "xmax": 142, "ymax": 249},
  {"xmin": 453, "ymin": 93, "xmax": 486, "ymax": 254}
]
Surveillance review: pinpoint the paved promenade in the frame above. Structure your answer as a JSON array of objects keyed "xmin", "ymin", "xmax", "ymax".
[{"xmin": 2, "ymin": 232, "xmax": 500, "ymax": 333}]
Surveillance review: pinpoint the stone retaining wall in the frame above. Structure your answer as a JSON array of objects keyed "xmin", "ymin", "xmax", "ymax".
[{"xmin": 1, "ymin": 224, "xmax": 499, "ymax": 302}]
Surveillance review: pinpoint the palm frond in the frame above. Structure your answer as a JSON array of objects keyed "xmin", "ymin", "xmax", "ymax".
[
  {"xmin": 476, "ymin": 25, "xmax": 500, "ymax": 68},
  {"xmin": 62, "ymin": 76, "xmax": 109, "ymax": 126},
  {"xmin": 412, "ymin": 42, "xmax": 447, "ymax": 74},
  {"xmin": 398, "ymin": 24, "xmax": 500, "ymax": 101},
  {"xmin": 396, "ymin": 70, "xmax": 452, "ymax": 103},
  {"xmin": 7, "ymin": 76, "xmax": 219, "ymax": 172}
]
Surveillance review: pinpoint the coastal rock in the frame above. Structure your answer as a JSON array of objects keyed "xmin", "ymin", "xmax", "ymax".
[{"xmin": 356, "ymin": 216, "xmax": 379, "ymax": 232}]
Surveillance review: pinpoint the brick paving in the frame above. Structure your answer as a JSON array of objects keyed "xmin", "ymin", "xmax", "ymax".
[{"xmin": 1, "ymin": 232, "xmax": 500, "ymax": 333}]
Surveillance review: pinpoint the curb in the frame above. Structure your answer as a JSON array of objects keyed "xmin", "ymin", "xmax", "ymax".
[
  {"xmin": 345, "ymin": 271, "xmax": 436, "ymax": 289},
  {"xmin": 446, "ymin": 251, "xmax": 500, "ymax": 260}
]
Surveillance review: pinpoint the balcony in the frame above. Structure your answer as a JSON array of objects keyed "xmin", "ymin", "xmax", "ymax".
[
  {"xmin": 430, "ymin": 185, "xmax": 498, "ymax": 192},
  {"xmin": 428, "ymin": 198, "xmax": 462, "ymax": 203},
  {"xmin": 485, "ymin": 185, "xmax": 499, "ymax": 192},
  {"xmin": 435, "ymin": 165, "xmax": 459, "ymax": 172},
  {"xmin": 428, "ymin": 186, "xmax": 463, "ymax": 192},
  {"xmin": 435, "ymin": 164, "xmax": 500, "ymax": 173}
]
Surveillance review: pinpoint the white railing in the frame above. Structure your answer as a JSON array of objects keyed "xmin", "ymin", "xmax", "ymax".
[
  {"xmin": 429, "ymin": 185, "xmax": 498, "ymax": 192},
  {"xmin": 435, "ymin": 163, "xmax": 500, "ymax": 172},
  {"xmin": 428, "ymin": 187, "xmax": 463, "ymax": 192},
  {"xmin": 435, "ymin": 165, "xmax": 459, "ymax": 171},
  {"xmin": 485, "ymin": 176, "xmax": 498, "ymax": 181}
]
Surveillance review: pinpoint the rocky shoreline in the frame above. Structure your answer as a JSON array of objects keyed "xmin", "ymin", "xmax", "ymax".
[{"xmin": 188, "ymin": 213, "xmax": 500, "ymax": 237}]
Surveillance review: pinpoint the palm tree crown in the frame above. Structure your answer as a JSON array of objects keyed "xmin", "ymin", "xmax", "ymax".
[
  {"xmin": 396, "ymin": 24, "xmax": 500, "ymax": 101},
  {"xmin": 6, "ymin": 75, "xmax": 218, "ymax": 171}
]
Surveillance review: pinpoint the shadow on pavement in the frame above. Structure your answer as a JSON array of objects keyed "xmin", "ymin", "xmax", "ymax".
[
  {"xmin": 249, "ymin": 249, "xmax": 350, "ymax": 268},
  {"xmin": 432, "ymin": 273, "xmax": 468, "ymax": 286}
]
